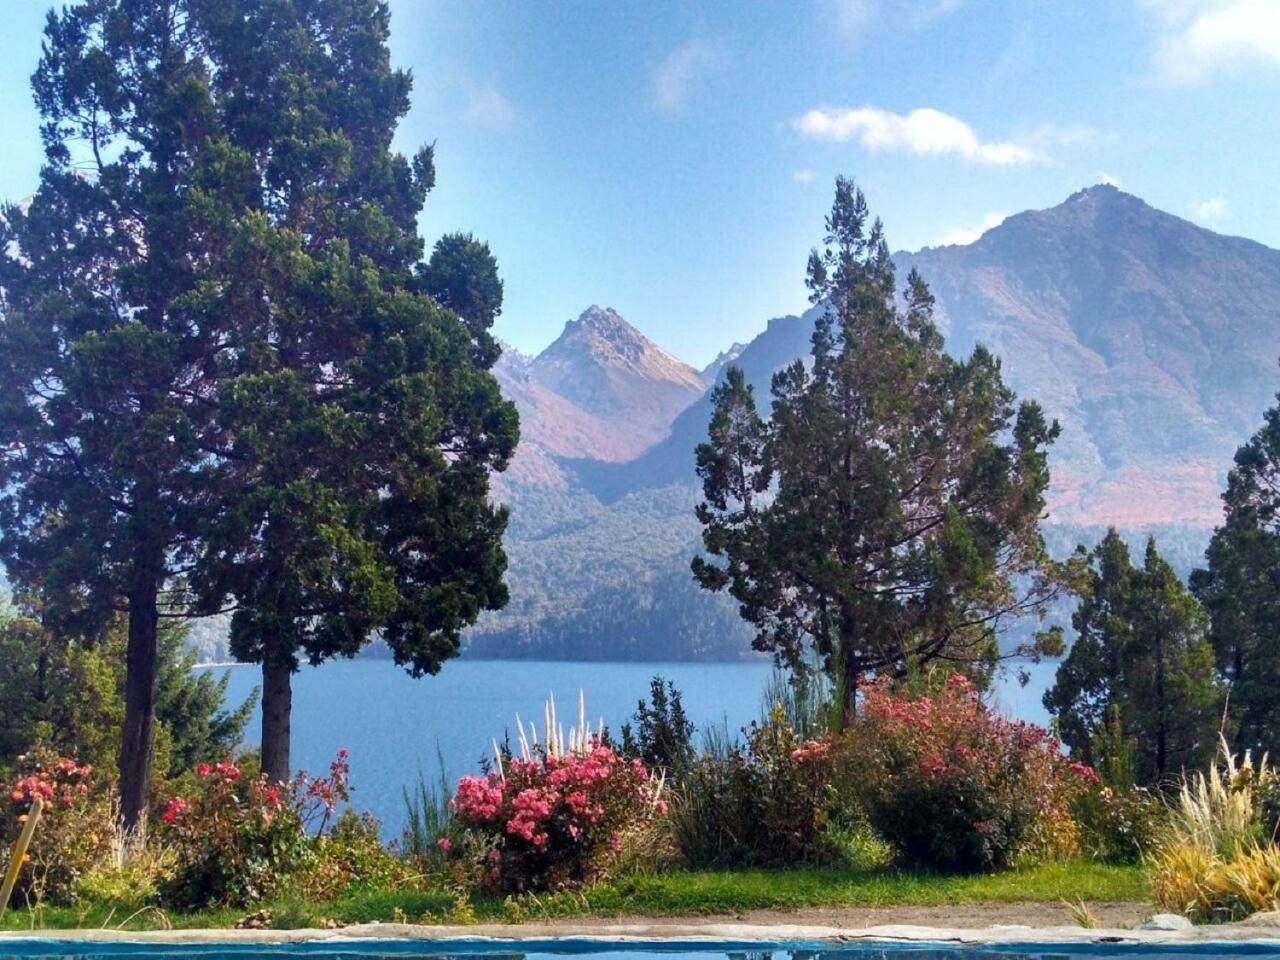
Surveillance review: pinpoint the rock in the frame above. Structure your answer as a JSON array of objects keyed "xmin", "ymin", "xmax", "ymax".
[
  {"xmin": 1135, "ymin": 913, "xmax": 1193, "ymax": 931},
  {"xmin": 1240, "ymin": 911, "xmax": 1280, "ymax": 928}
]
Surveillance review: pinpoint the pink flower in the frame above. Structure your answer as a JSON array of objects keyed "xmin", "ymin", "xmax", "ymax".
[
  {"xmin": 436, "ymin": 837, "xmax": 453, "ymax": 854},
  {"xmin": 162, "ymin": 797, "xmax": 188, "ymax": 824}
]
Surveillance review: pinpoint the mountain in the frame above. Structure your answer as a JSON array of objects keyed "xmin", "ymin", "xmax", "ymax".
[
  {"xmin": 467, "ymin": 185, "xmax": 1280, "ymax": 660},
  {"xmin": 491, "ymin": 307, "xmax": 708, "ymax": 491},
  {"xmin": 701, "ymin": 341, "xmax": 748, "ymax": 379},
  {"xmin": 898, "ymin": 184, "xmax": 1280, "ymax": 527},
  {"xmin": 528, "ymin": 306, "xmax": 707, "ymax": 447}
]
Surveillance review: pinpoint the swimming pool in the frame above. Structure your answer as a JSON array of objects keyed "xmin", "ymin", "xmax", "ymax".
[{"xmin": 2, "ymin": 939, "xmax": 1280, "ymax": 960}]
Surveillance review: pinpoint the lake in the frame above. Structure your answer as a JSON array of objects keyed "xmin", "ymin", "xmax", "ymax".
[{"xmin": 209, "ymin": 657, "xmax": 1058, "ymax": 838}]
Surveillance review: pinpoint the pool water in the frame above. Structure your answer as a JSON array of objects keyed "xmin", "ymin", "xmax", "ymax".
[{"xmin": 1, "ymin": 941, "xmax": 1279, "ymax": 960}]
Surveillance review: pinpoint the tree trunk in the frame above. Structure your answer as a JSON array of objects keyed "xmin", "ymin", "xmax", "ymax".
[
  {"xmin": 838, "ymin": 631, "xmax": 860, "ymax": 726},
  {"xmin": 260, "ymin": 658, "xmax": 293, "ymax": 784},
  {"xmin": 119, "ymin": 572, "xmax": 160, "ymax": 834},
  {"xmin": 1155, "ymin": 630, "xmax": 1168, "ymax": 778}
]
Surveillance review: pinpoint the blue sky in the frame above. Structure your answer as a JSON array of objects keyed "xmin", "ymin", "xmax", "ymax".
[{"xmin": 1, "ymin": 1, "xmax": 1278, "ymax": 367}]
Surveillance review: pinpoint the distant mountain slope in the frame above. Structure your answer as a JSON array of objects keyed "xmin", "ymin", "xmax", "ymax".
[
  {"xmin": 529, "ymin": 306, "xmax": 707, "ymax": 445},
  {"xmin": 572, "ymin": 186, "xmax": 1280, "ymax": 525},
  {"xmin": 899, "ymin": 184, "xmax": 1280, "ymax": 526},
  {"xmin": 492, "ymin": 307, "xmax": 709, "ymax": 491},
  {"xmin": 468, "ymin": 185, "xmax": 1280, "ymax": 660}
]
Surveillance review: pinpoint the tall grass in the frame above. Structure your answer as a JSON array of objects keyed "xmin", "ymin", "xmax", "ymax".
[
  {"xmin": 1150, "ymin": 737, "xmax": 1280, "ymax": 922},
  {"xmin": 760, "ymin": 666, "xmax": 838, "ymax": 737},
  {"xmin": 401, "ymin": 747, "xmax": 454, "ymax": 860},
  {"xmin": 1166, "ymin": 736, "xmax": 1269, "ymax": 858}
]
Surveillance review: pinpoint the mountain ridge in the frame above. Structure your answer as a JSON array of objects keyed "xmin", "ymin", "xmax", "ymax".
[{"xmin": 466, "ymin": 183, "xmax": 1280, "ymax": 659}]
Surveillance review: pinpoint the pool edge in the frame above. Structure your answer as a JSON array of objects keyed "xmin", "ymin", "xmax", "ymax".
[{"xmin": 1, "ymin": 920, "xmax": 1280, "ymax": 949}]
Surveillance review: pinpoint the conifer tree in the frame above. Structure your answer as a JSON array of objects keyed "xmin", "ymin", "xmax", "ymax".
[
  {"xmin": 1, "ymin": 0, "xmax": 517, "ymax": 816},
  {"xmin": 1046, "ymin": 531, "xmax": 1220, "ymax": 782},
  {"xmin": 182, "ymin": 1, "xmax": 517, "ymax": 784},
  {"xmin": 1192, "ymin": 386, "xmax": 1280, "ymax": 756},
  {"xmin": 693, "ymin": 178, "xmax": 1064, "ymax": 715}
]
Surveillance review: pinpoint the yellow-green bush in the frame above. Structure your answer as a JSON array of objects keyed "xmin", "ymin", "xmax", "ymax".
[
  {"xmin": 1149, "ymin": 739, "xmax": 1280, "ymax": 922},
  {"xmin": 1151, "ymin": 841, "xmax": 1280, "ymax": 922}
]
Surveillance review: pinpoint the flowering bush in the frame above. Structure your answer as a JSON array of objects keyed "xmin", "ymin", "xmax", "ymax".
[
  {"xmin": 843, "ymin": 675, "xmax": 1095, "ymax": 871},
  {"xmin": 1, "ymin": 751, "xmax": 113, "ymax": 904},
  {"xmin": 671, "ymin": 708, "xmax": 839, "ymax": 867},
  {"xmin": 449, "ymin": 744, "xmax": 665, "ymax": 892},
  {"xmin": 157, "ymin": 751, "xmax": 351, "ymax": 908}
]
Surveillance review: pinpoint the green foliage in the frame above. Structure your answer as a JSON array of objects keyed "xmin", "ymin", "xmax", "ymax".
[
  {"xmin": 693, "ymin": 178, "xmax": 1063, "ymax": 714},
  {"xmin": 401, "ymin": 753, "xmax": 458, "ymax": 863},
  {"xmin": 843, "ymin": 676, "xmax": 1092, "ymax": 872},
  {"xmin": 670, "ymin": 707, "xmax": 837, "ymax": 868},
  {"xmin": 155, "ymin": 624, "xmax": 257, "ymax": 778},
  {"xmin": 0, "ymin": 605, "xmax": 253, "ymax": 779},
  {"xmin": 1069, "ymin": 707, "xmax": 1167, "ymax": 863},
  {"xmin": 1046, "ymin": 531, "xmax": 1221, "ymax": 783},
  {"xmin": 299, "ymin": 810, "xmax": 417, "ymax": 902},
  {"xmin": 620, "ymin": 676, "xmax": 695, "ymax": 775},
  {"xmin": 1192, "ymin": 388, "xmax": 1280, "ymax": 759}
]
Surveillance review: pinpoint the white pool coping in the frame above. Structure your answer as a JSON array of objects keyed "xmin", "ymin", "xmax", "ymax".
[{"xmin": 1, "ymin": 919, "xmax": 1280, "ymax": 948}]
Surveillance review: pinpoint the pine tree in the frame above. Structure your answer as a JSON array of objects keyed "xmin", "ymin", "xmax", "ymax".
[
  {"xmin": 178, "ymin": 1, "xmax": 517, "ymax": 784},
  {"xmin": 1046, "ymin": 531, "xmax": 1220, "ymax": 783},
  {"xmin": 693, "ymin": 178, "xmax": 1064, "ymax": 715},
  {"xmin": 1, "ymin": 0, "xmax": 518, "ymax": 815},
  {"xmin": 1, "ymin": 0, "xmax": 249, "ymax": 828},
  {"xmin": 1191, "ymin": 387, "xmax": 1280, "ymax": 756}
]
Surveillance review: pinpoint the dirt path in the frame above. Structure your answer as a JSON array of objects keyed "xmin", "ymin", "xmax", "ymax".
[{"xmin": 549, "ymin": 901, "xmax": 1152, "ymax": 930}]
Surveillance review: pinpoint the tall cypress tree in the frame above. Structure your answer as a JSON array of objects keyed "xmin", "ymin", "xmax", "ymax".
[
  {"xmin": 1, "ymin": 0, "xmax": 517, "ymax": 816},
  {"xmin": 1046, "ymin": 530, "xmax": 1220, "ymax": 782},
  {"xmin": 1192, "ymin": 385, "xmax": 1280, "ymax": 757},
  {"xmin": 0, "ymin": 0, "xmax": 245, "ymax": 829},
  {"xmin": 181, "ymin": 1, "xmax": 517, "ymax": 784},
  {"xmin": 693, "ymin": 178, "xmax": 1064, "ymax": 714}
]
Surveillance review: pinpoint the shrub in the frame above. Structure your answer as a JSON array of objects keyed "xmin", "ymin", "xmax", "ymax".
[
  {"xmin": 1150, "ymin": 741, "xmax": 1280, "ymax": 922},
  {"xmin": 157, "ymin": 751, "xmax": 350, "ymax": 908},
  {"xmin": 1074, "ymin": 784, "xmax": 1166, "ymax": 863},
  {"xmin": 619, "ymin": 676, "xmax": 695, "ymax": 776},
  {"xmin": 449, "ymin": 744, "xmax": 665, "ymax": 892},
  {"xmin": 1151, "ymin": 842, "xmax": 1280, "ymax": 922},
  {"xmin": 843, "ymin": 675, "xmax": 1094, "ymax": 871},
  {"xmin": 299, "ymin": 809, "xmax": 416, "ymax": 901},
  {"xmin": 1, "ymin": 751, "xmax": 114, "ymax": 905},
  {"xmin": 670, "ymin": 707, "xmax": 838, "ymax": 867}
]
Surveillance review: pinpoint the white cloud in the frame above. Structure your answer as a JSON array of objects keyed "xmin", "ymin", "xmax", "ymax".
[
  {"xmin": 1099, "ymin": 171, "xmax": 1123, "ymax": 186},
  {"xmin": 652, "ymin": 39, "xmax": 729, "ymax": 113},
  {"xmin": 465, "ymin": 87, "xmax": 515, "ymax": 128},
  {"xmin": 793, "ymin": 169, "xmax": 816, "ymax": 184},
  {"xmin": 1194, "ymin": 195, "xmax": 1227, "ymax": 221},
  {"xmin": 829, "ymin": 0, "xmax": 875, "ymax": 37},
  {"xmin": 935, "ymin": 211, "xmax": 1009, "ymax": 247},
  {"xmin": 793, "ymin": 106, "xmax": 1042, "ymax": 166},
  {"xmin": 1144, "ymin": 0, "xmax": 1280, "ymax": 82}
]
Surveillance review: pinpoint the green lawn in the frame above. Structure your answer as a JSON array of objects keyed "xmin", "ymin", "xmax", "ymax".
[{"xmin": 0, "ymin": 861, "xmax": 1149, "ymax": 932}]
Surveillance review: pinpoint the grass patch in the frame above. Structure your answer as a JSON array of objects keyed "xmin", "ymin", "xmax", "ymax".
[{"xmin": 0, "ymin": 860, "xmax": 1148, "ymax": 932}]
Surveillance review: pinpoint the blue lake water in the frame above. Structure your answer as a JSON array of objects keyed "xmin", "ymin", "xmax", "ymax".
[{"xmin": 209, "ymin": 657, "xmax": 1058, "ymax": 839}]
